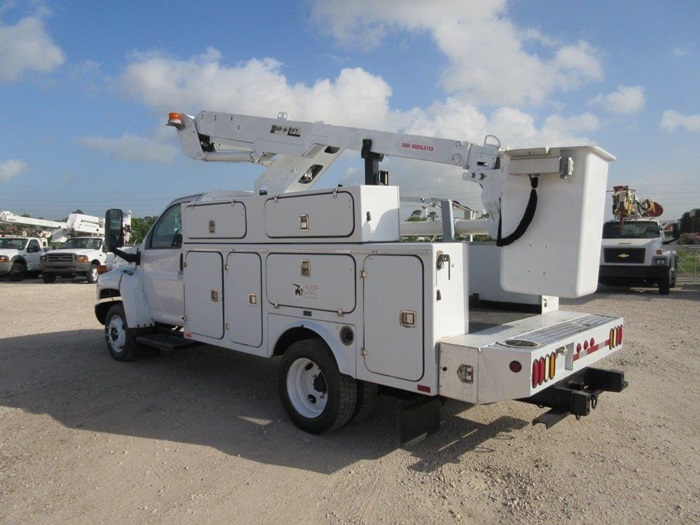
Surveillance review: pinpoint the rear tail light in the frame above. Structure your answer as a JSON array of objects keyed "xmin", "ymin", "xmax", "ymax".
[{"xmin": 532, "ymin": 352, "xmax": 558, "ymax": 389}]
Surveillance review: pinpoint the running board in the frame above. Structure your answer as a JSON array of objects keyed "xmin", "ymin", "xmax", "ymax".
[
  {"xmin": 520, "ymin": 367, "xmax": 628, "ymax": 428},
  {"xmin": 135, "ymin": 332, "xmax": 200, "ymax": 351}
]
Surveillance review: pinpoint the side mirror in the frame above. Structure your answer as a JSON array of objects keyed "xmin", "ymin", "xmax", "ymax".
[
  {"xmin": 105, "ymin": 209, "xmax": 125, "ymax": 251},
  {"xmin": 104, "ymin": 209, "xmax": 140, "ymax": 265},
  {"xmin": 663, "ymin": 223, "xmax": 681, "ymax": 245}
]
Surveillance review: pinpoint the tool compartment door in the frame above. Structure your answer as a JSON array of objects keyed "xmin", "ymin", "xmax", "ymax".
[
  {"xmin": 184, "ymin": 251, "xmax": 224, "ymax": 339},
  {"xmin": 266, "ymin": 253, "xmax": 356, "ymax": 313},
  {"xmin": 264, "ymin": 191, "xmax": 355, "ymax": 239},
  {"xmin": 363, "ymin": 255, "xmax": 424, "ymax": 381},
  {"xmin": 226, "ymin": 252, "xmax": 263, "ymax": 347},
  {"xmin": 183, "ymin": 201, "xmax": 247, "ymax": 240}
]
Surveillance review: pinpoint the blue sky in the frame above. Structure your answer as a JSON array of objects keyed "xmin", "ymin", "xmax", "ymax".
[{"xmin": 0, "ymin": 0, "xmax": 698, "ymax": 221}]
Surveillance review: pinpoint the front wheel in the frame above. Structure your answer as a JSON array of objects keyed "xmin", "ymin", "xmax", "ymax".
[
  {"xmin": 86, "ymin": 264, "xmax": 99, "ymax": 284},
  {"xmin": 278, "ymin": 338, "xmax": 357, "ymax": 434},
  {"xmin": 670, "ymin": 261, "xmax": 677, "ymax": 289},
  {"xmin": 104, "ymin": 303, "xmax": 143, "ymax": 361},
  {"xmin": 659, "ymin": 269, "xmax": 671, "ymax": 295},
  {"xmin": 8, "ymin": 262, "xmax": 26, "ymax": 282},
  {"xmin": 42, "ymin": 272, "xmax": 56, "ymax": 283}
]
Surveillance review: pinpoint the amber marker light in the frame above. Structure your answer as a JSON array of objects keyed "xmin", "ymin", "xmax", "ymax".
[{"xmin": 167, "ymin": 112, "xmax": 184, "ymax": 129}]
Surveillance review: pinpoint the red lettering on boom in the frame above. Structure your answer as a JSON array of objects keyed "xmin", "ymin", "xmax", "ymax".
[{"xmin": 401, "ymin": 142, "xmax": 435, "ymax": 152}]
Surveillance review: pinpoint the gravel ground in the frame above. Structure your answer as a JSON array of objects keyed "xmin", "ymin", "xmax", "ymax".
[{"xmin": 1, "ymin": 280, "xmax": 699, "ymax": 524}]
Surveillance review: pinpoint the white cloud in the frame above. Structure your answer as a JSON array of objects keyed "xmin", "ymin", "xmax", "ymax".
[
  {"xmin": 661, "ymin": 110, "xmax": 700, "ymax": 132},
  {"xmin": 80, "ymin": 134, "xmax": 178, "ymax": 163},
  {"xmin": 0, "ymin": 14, "xmax": 65, "ymax": 82},
  {"xmin": 0, "ymin": 159, "xmax": 27, "ymax": 182},
  {"xmin": 116, "ymin": 49, "xmax": 393, "ymax": 128},
  {"xmin": 309, "ymin": 0, "xmax": 603, "ymax": 106},
  {"xmin": 114, "ymin": 45, "xmax": 599, "ymax": 188},
  {"xmin": 589, "ymin": 85, "xmax": 645, "ymax": 114}
]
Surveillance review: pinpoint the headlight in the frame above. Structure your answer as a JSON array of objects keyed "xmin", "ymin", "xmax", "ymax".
[
  {"xmin": 40, "ymin": 255, "xmax": 47, "ymax": 262},
  {"xmin": 652, "ymin": 256, "xmax": 668, "ymax": 266},
  {"xmin": 0, "ymin": 255, "xmax": 9, "ymax": 263},
  {"xmin": 76, "ymin": 255, "xmax": 89, "ymax": 263}
]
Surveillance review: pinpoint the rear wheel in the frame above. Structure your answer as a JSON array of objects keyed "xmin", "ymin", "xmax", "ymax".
[
  {"xmin": 104, "ymin": 303, "xmax": 143, "ymax": 361},
  {"xmin": 279, "ymin": 338, "xmax": 356, "ymax": 434},
  {"xmin": 8, "ymin": 262, "xmax": 26, "ymax": 282},
  {"xmin": 42, "ymin": 272, "xmax": 56, "ymax": 283},
  {"xmin": 350, "ymin": 380, "xmax": 379, "ymax": 423}
]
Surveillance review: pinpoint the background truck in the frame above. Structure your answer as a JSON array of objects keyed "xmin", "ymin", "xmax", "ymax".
[
  {"xmin": 599, "ymin": 186, "xmax": 679, "ymax": 294},
  {"xmin": 40, "ymin": 212, "xmax": 132, "ymax": 283},
  {"xmin": 96, "ymin": 111, "xmax": 627, "ymax": 441},
  {"xmin": 0, "ymin": 236, "xmax": 49, "ymax": 281}
]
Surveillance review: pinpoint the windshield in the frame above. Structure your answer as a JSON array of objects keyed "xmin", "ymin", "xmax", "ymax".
[
  {"xmin": 59, "ymin": 237, "xmax": 103, "ymax": 250},
  {"xmin": 0, "ymin": 238, "xmax": 27, "ymax": 250},
  {"xmin": 603, "ymin": 221, "xmax": 660, "ymax": 239}
]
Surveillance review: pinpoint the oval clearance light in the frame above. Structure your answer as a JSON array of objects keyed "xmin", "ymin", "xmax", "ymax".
[
  {"xmin": 549, "ymin": 352, "xmax": 556, "ymax": 379},
  {"xmin": 532, "ymin": 361, "xmax": 539, "ymax": 388},
  {"xmin": 510, "ymin": 360, "xmax": 522, "ymax": 373},
  {"xmin": 583, "ymin": 340, "xmax": 589, "ymax": 350},
  {"xmin": 538, "ymin": 358, "xmax": 545, "ymax": 386},
  {"xmin": 590, "ymin": 337, "xmax": 596, "ymax": 348}
]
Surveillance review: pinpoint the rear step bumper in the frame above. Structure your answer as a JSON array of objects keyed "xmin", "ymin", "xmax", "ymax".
[{"xmin": 519, "ymin": 367, "xmax": 628, "ymax": 428}]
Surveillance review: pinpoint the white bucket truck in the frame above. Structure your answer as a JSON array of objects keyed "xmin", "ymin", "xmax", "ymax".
[
  {"xmin": 40, "ymin": 212, "xmax": 132, "ymax": 283},
  {"xmin": 96, "ymin": 111, "xmax": 627, "ymax": 441},
  {"xmin": 599, "ymin": 186, "xmax": 679, "ymax": 294}
]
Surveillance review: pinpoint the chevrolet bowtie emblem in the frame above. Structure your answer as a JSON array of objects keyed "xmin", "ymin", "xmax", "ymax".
[{"xmin": 618, "ymin": 253, "xmax": 630, "ymax": 258}]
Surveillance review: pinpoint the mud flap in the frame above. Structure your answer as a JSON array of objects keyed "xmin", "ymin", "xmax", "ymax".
[
  {"xmin": 520, "ymin": 367, "xmax": 628, "ymax": 428},
  {"xmin": 400, "ymin": 396, "xmax": 441, "ymax": 445}
]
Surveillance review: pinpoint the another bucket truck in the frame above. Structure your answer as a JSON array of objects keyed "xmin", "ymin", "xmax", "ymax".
[
  {"xmin": 599, "ymin": 186, "xmax": 679, "ymax": 294},
  {"xmin": 40, "ymin": 212, "xmax": 132, "ymax": 283}
]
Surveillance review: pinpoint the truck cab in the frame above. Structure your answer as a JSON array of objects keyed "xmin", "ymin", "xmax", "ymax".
[
  {"xmin": 599, "ymin": 218, "xmax": 678, "ymax": 294},
  {"xmin": 0, "ymin": 237, "xmax": 48, "ymax": 281}
]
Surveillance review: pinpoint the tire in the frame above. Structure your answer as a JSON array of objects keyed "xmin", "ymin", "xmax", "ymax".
[
  {"xmin": 278, "ymin": 338, "xmax": 357, "ymax": 434},
  {"xmin": 670, "ymin": 260, "xmax": 677, "ymax": 289},
  {"xmin": 8, "ymin": 262, "xmax": 26, "ymax": 282},
  {"xmin": 104, "ymin": 303, "xmax": 143, "ymax": 361},
  {"xmin": 659, "ymin": 269, "xmax": 671, "ymax": 295},
  {"xmin": 349, "ymin": 380, "xmax": 379, "ymax": 423},
  {"xmin": 86, "ymin": 264, "xmax": 99, "ymax": 284},
  {"xmin": 42, "ymin": 272, "xmax": 56, "ymax": 283}
]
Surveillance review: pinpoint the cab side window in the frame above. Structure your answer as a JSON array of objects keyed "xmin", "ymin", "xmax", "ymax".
[
  {"xmin": 27, "ymin": 239, "xmax": 40, "ymax": 252},
  {"xmin": 149, "ymin": 204, "xmax": 183, "ymax": 249}
]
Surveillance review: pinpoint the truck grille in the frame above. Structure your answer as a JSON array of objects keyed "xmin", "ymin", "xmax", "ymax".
[
  {"xmin": 603, "ymin": 247, "xmax": 645, "ymax": 264},
  {"xmin": 46, "ymin": 253, "xmax": 75, "ymax": 262}
]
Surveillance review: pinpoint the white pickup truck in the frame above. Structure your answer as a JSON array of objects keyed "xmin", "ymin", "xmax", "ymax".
[
  {"xmin": 40, "ymin": 236, "xmax": 109, "ymax": 284},
  {"xmin": 0, "ymin": 237, "xmax": 49, "ymax": 281}
]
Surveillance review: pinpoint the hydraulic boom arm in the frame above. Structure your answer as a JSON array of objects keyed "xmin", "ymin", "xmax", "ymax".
[{"xmin": 167, "ymin": 111, "xmax": 500, "ymax": 195}]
